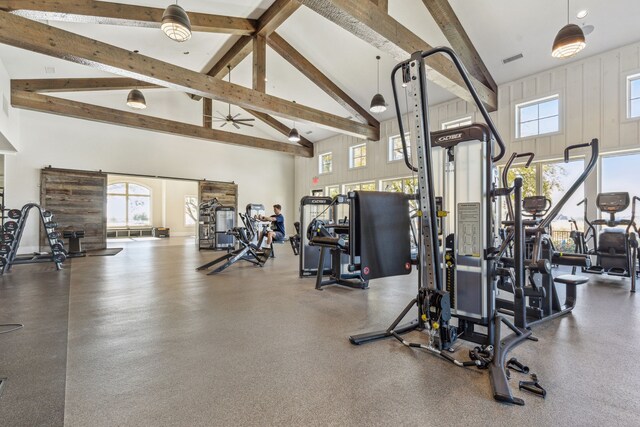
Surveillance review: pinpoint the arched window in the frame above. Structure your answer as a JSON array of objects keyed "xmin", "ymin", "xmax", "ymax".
[{"xmin": 107, "ymin": 182, "xmax": 151, "ymax": 227}]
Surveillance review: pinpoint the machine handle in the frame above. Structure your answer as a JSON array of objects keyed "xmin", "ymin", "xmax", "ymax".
[
  {"xmin": 627, "ymin": 196, "xmax": 640, "ymax": 235},
  {"xmin": 501, "ymin": 152, "xmax": 535, "ymax": 221},
  {"xmin": 564, "ymin": 142, "xmax": 591, "ymax": 163}
]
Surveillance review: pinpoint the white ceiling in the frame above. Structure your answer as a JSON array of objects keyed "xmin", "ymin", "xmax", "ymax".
[{"xmin": 1, "ymin": 0, "xmax": 639, "ymax": 144}]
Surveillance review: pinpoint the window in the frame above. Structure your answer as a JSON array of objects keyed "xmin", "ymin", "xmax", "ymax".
[
  {"xmin": 349, "ymin": 143, "xmax": 367, "ymax": 168},
  {"xmin": 601, "ymin": 152, "xmax": 640, "ymax": 220},
  {"xmin": 381, "ymin": 177, "xmax": 418, "ymax": 194},
  {"xmin": 442, "ymin": 116, "xmax": 472, "ymax": 130},
  {"xmin": 628, "ymin": 74, "xmax": 640, "ymax": 119},
  {"xmin": 107, "ymin": 182, "xmax": 151, "ymax": 227},
  {"xmin": 325, "ymin": 185, "xmax": 340, "ymax": 198},
  {"xmin": 388, "ymin": 134, "xmax": 410, "ymax": 161},
  {"xmin": 542, "ymin": 160, "xmax": 584, "ymax": 252},
  {"xmin": 185, "ymin": 196, "xmax": 198, "ymax": 226},
  {"xmin": 344, "ymin": 181, "xmax": 375, "ymax": 193},
  {"xmin": 319, "ymin": 152, "xmax": 333, "ymax": 174},
  {"xmin": 311, "ymin": 189, "xmax": 324, "ymax": 196},
  {"xmin": 515, "ymin": 95, "xmax": 559, "ymax": 138}
]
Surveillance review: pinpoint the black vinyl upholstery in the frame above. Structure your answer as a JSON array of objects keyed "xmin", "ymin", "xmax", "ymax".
[{"xmin": 351, "ymin": 191, "xmax": 412, "ymax": 281}]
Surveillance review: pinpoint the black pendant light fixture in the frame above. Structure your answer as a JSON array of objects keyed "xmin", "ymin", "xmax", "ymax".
[
  {"xmin": 552, "ymin": 0, "xmax": 586, "ymax": 59},
  {"xmin": 126, "ymin": 89, "xmax": 146, "ymax": 109},
  {"xmin": 370, "ymin": 55, "xmax": 387, "ymax": 113},
  {"xmin": 288, "ymin": 101, "xmax": 301, "ymax": 143},
  {"xmin": 161, "ymin": 2, "xmax": 192, "ymax": 42}
]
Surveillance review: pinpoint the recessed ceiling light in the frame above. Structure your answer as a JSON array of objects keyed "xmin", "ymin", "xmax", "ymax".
[
  {"xmin": 576, "ymin": 9, "xmax": 588, "ymax": 19},
  {"xmin": 183, "ymin": 51, "xmax": 190, "ymax": 55}
]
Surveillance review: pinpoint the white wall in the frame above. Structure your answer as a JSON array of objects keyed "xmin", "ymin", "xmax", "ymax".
[
  {"xmin": 295, "ymin": 41, "xmax": 640, "ymax": 208},
  {"xmin": 7, "ymin": 106, "xmax": 295, "ymax": 252}
]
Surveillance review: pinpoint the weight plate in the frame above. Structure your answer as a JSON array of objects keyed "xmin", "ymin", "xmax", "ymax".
[
  {"xmin": 52, "ymin": 252, "xmax": 66, "ymax": 263},
  {"xmin": 44, "ymin": 222, "xmax": 58, "ymax": 229},
  {"xmin": 42, "ymin": 210, "xmax": 53, "ymax": 218},
  {"xmin": 0, "ymin": 244, "xmax": 11, "ymax": 255},
  {"xmin": 7, "ymin": 209, "xmax": 22, "ymax": 220},
  {"xmin": 48, "ymin": 231, "xmax": 60, "ymax": 240},
  {"xmin": 2, "ymin": 233, "xmax": 14, "ymax": 242},
  {"xmin": 3, "ymin": 221, "xmax": 18, "ymax": 232}
]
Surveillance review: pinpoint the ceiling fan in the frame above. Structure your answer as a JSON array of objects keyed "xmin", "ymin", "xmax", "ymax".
[{"xmin": 209, "ymin": 65, "xmax": 255, "ymax": 129}]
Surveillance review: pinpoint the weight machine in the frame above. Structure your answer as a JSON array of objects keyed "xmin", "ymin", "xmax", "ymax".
[{"xmin": 348, "ymin": 47, "xmax": 580, "ymax": 405}]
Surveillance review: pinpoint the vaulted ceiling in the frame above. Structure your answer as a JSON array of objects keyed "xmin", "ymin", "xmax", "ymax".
[{"xmin": 1, "ymin": 0, "xmax": 638, "ymax": 149}]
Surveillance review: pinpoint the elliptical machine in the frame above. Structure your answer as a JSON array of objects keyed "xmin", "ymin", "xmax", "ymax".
[{"xmin": 571, "ymin": 193, "xmax": 639, "ymax": 292}]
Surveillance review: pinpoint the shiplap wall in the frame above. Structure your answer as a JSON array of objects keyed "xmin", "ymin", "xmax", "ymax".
[{"xmin": 295, "ymin": 41, "xmax": 640, "ymax": 204}]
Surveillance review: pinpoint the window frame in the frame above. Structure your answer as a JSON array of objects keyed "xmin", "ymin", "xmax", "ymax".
[
  {"xmin": 388, "ymin": 133, "xmax": 411, "ymax": 162},
  {"xmin": 343, "ymin": 180, "xmax": 376, "ymax": 194},
  {"xmin": 318, "ymin": 152, "xmax": 333, "ymax": 175},
  {"xmin": 107, "ymin": 182, "xmax": 152, "ymax": 228},
  {"xmin": 627, "ymin": 73, "xmax": 640, "ymax": 120},
  {"xmin": 184, "ymin": 195, "xmax": 198, "ymax": 227},
  {"xmin": 441, "ymin": 116, "xmax": 472, "ymax": 130},
  {"xmin": 325, "ymin": 185, "xmax": 340, "ymax": 198},
  {"xmin": 349, "ymin": 143, "xmax": 367, "ymax": 169},
  {"xmin": 514, "ymin": 93, "xmax": 562, "ymax": 140}
]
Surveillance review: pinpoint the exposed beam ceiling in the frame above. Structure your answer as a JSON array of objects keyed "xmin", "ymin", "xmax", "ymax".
[
  {"xmin": 252, "ymin": 34, "xmax": 266, "ymax": 93},
  {"xmin": 204, "ymin": 0, "xmax": 301, "ymax": 81},
  {"xmin": 0, "ymin": 0, "xmax": 256, "ymax": 35},
  {"xmin": 421, "ymin": 0, "xmax": 497, "ymax": 92},
  {"xmin": 0, "ymin": 11, "xmax": 378, "ymax": 140},
  {"xmin": 268, "ymin": 32, "xmax": 378, "ymax": 127},
  {"xmin": 203, "ymin": 97, "xmax": 212, "ymax": 128},
  {"xmin": 298, "ymin": 0, "xmax": 497, "ymax": 111},
  {"xmin": 11, "ymin": 88, "xmax": 312, "ymax": 157},
  {"xmin": 11, "ymin": 77, "xmax": 158, "ymax": 92},
  {"xmin": 245, "ymin": 108, "xmax": 314, "ymax": 150}
]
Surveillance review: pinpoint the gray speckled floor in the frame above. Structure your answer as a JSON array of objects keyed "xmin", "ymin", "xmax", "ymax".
[{"xmin": 2, "ymin": 237, "xmax": 640, "ymax": 426}]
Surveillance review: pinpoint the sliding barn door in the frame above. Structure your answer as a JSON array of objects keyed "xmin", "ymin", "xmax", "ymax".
[
  {"xmin": 40, "ymin": 168, "xmax": 107, "ymax": 251},
  {"xmin": 198, "ymin": 180, "xmax": 238, "ymax": 212}
]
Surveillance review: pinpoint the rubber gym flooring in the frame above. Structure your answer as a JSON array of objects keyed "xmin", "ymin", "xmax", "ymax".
[{"xmin": 0, "ymin": 237, "xmax": 639, "ymax": 426}]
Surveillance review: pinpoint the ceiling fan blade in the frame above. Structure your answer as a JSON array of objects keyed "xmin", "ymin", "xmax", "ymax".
[
  {"xmin": 233, "ymin": 123, "xmax": 240, "ymax": 129},
  {"xmin": 220, "ymin": 122, "xmax": 227, "ymax": 128},
  {"xmin": 232, "ymin": 113, "xmax": 241, "ymax": 119},
  {"xmin": 237, "ymin": 122, "xmax": 254, "ymax": 127},
  {"xmin": 235, "ymin": 118, "xmax": 256, "ymax": 122},
  {"xmin": 212, "ymin": 119, "xmax": 227, "ymax": 122}
]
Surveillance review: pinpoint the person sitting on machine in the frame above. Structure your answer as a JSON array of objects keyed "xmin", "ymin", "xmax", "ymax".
[{"xmin": 256, "ymin": 204, "xmax": 286, "ymax": 257}]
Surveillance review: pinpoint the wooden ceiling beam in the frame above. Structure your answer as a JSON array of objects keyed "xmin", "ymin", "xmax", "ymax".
[
  {"xmin": 11, "ymin": 89, "xmax": 312, "ymax": 157},
  {"xmin": 0, "ymin": 0, "xmax": 256, "ymax": 35},
  {"xmin": 0, "ymin": 12, "xmax": 377, "ymax": 139},
  {"xmin": 252, "ymin": 35, "xmax": 266, "ymax": 93},
  {"xmin": 268, "ymin": 32, "xmax": 378, "ymax": 127},
  {"xmin": 203, "ymin": 0, "xmax": 301, "ymax": 81},
  {"xmin": 299, "ymin": 0, "xmax": 497, "ymax": 111},
  {"xmin": 245, "ymin": 109, "xmax": 314, "ymax": 150},
  {"xmin": 203, "ymin": 98, "xmax": 213, "ymax": 128},
  {"xmin": 11, "ymin": 77, "xmax": 159, "ymax": 92},
  {"xmin": 421, "ymin": 0, "xmax": 497, "ymax": 91}
]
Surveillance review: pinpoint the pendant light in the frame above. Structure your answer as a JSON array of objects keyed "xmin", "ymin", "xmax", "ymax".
[
  {"xmin": 161, "ymin": 2, "xmax": 192, "ymax": 42},
  {"xmin": 552, "ymin": 0, "xmax": 586, "ymax": 59},
  {"xmin": 370, "ymin": 55, "xmax": 387, "ymax": 113},
  {"xmin": 288, "ymin": 101, "xmax": 301, "ymax": 143},
  {"xmin": 126, "ymin": 89, "xmax": 146, "ymax": 109}
]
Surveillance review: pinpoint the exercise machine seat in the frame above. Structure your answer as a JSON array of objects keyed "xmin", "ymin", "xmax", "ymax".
[
  {"xmin": 554, "ymin": 274, "xmax": 589, "ymax": 286},
  {"xmin": 310, "ymin": 236, "xmax": 347, "ymax": 251}
]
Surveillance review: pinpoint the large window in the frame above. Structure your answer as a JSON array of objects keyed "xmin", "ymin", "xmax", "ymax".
[
  {"xmin": 381, "ymin": 177, "xmax": 418, "ymax": 194},
  {"xmin": 344, "ymin": 181, "xmax": 375, "ymax": 193},
  {"xmin": 542, "ymin": 160, "xmax": 584, "ymax": 252},
  {"xmin": 185, "ymin": 196, "xmax": 198, "ymax": 226},
  {"xmin": 601, "ymin": 152, "xmax": 640, "ymax": 220},
  {"xmin": 628, "ymin": 74, "xmax": 640, "ymax": 119},
  {"xmin": 325, "ymin": 185, "xmax": 340, "ymax": 198},
  {"xmin": 107, "ymin": 182, "xmax": 151, "ymax": 227},
  {"xmin": 388, "ymin": 134, "xmax": 410, "ymax": 161},
  {"xmin": 319, "ymin": 152, "xmax": 332, "ymax": 174},
  {"xmin": 442, "ymin": 116, "xmax": 472, "ymax": 130},
  {"xmin": 516, "ymin": 95, "xmax": 559, "ymax": 138},
  {"xmin": 349, "ymin": 143, "xmax": 367, "ymax": 168}
]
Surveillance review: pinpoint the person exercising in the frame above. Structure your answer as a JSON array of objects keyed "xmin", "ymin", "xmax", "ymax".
[{"xmin": 257, "ymin": 204, "xmax": 285, "ymax": 256}]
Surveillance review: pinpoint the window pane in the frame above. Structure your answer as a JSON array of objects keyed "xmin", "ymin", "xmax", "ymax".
[
  {"xmin": 538, "ymin": 99, "xmax": 558, "ymax": 118},
  {"xmin": 538, "ymin": 116, "xmax": 559, "ymax": 134},
  {"xmin": 520, "ymin": 121, "xmax": 538, "ymax": 138},
  {"xmin": 128, "ymin": 196, "xmax": 151, "ymax": 225},
  {"xmin": 382, "ymin": 179, "xmax": 403, "ymax": 192},
  {"xmin": 631, "ymin": 78, "xmax": 640, "ymax": 99},
  {"xmin": 128, "ymin": 183, "xmax": 150, "ymax": 195},
  {"xmin": 326, "ymin": 186, "xmax": 339, "ymax": 198},
  {"xmin": 602, "ymin": 153, "xmax": 640, "ymax": 220},
  {"xmin": 520, "ymin": 104, "xmax": 538, "ymax": 122},
  {"xmin": 185, "ymin": 196, "xmax": 198, "ymax": 226},
  {"xmin": 361, "ymin": 182, "xmax": 376, "ymax": 191},
  {"xmin": 107, "ymin": 183, "xmax": 126, "ymax": 194},
  {"xmin": 403, "ymin": 178, "xmax": 418, "ymax": 194},
  {"xmin": 543, "ymin": 161, "xmax": 584, "ymax": 252},
  {"xmin": 107, "ymin": 195, "xmax": 127, "ymax": 226},
  {"xmin": 631, "ymin": 98, "xmax": 640, "ymax": 118}
]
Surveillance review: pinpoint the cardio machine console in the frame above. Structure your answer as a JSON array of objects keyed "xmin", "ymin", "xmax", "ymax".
[
  {"xmin": 522, "ymin": 196, "xmax": 550, "ymax": 217},
  {"xmin": 596, "ymin": 192, "xmax": 630, "ymax": 213}
]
